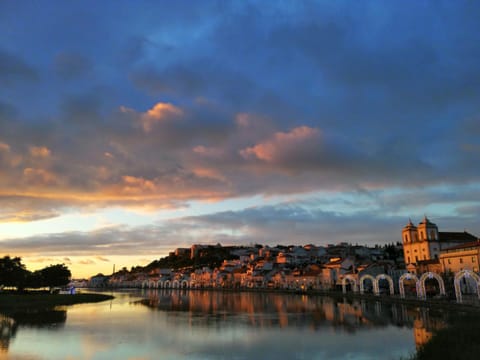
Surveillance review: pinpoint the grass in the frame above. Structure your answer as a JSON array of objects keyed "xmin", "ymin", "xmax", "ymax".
[{"xmin": 0, "ymin": 291, "xmax": 114, "ymax": 312}]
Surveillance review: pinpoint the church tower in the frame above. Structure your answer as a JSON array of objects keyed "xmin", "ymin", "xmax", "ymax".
[
  {"xmin": 417, "ymin": 216, "xmax": 438, "ymax": 242},
  {"xmin": 402, "ymin": 219, "xmax": 417, "ymax": 265}
]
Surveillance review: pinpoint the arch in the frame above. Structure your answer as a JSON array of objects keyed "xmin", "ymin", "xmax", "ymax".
[
  {"xmin": 375, "ymin": 274, "xmax": 394, "ymax": 296},
  {"xmin": 342, "ymin": 275, "xmax": 358, "ymax": 294},
  {"xmin": 164, "ymin": 280, "xmax": 171, "ymax": 289},
  {"xmin": 359, "ymin": 274, "xmax": 376, "ymax": 294},
  {"xmin": 142, "ymin": 280, "xmax": 148, "ymax": 289},
  {"xmin": 398, "ymin": 273, "xmax": 419, "ymax": 298},
  {"xmin": 454, "ymin": 270, "xmax": 480, "ymax": 303},
  {"xmin": 181, "ymin": 280, "xmax": 189, "ymax": 289},
  {"xmin": 172, "ymin": 280, "xmax": 180, "ymax": 289},
  {"xmin": 419, "ymin": 272, "xmax": 445, "ymax": 300},
  {"xmin": 157, "ymin": 280, "xmax": 163, "ymax": 289}
]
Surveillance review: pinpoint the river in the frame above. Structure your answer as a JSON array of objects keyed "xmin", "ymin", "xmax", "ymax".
[{"xmin": 1, "ymin": 290, "xmax": 447, "ymax": 359}]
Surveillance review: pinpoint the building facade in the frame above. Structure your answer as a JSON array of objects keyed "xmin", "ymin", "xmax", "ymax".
[
  {"xmin": 402, "ymin": 217, "xmax": 477, "ymax": 271},
  {"xmin": 439, "ymin": 241, "xmax": 480, "ymax": 273}
]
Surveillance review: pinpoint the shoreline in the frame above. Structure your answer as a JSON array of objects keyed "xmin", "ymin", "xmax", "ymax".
[{"xmin": 0, "ymin": 292, "xmax": 114, "ymax": 314}]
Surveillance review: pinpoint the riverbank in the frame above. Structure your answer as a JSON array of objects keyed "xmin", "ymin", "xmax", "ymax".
[{"xmin": 0, "ymin": 292, "xmax": 114, "ymax": 312}]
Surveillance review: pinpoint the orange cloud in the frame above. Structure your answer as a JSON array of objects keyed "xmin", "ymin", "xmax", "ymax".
[
  {"xmin": 23, "ymin": 167, "xmax": 58, "ymax": 185},
  {"xmin": 29, "ymin": 146, "xmax": 51, "ymax": 158},
  {"xmin": 120, "ymin": 175, "xmax": 157, "ymax": 195},
  {"xmin": 0, "ymin": 141, "xmax": 11, "ymax": 152},
  {"xmin": 129, "ymin": 102, "xmax": 184, "ymax": 132},
  {"xmin": 191, "ymin": 167, "xmax": 227, "ymax": 182},
  {"xmin": 240, "ymin": 126, "xmax": 320, "ymax": 162},
  {"xmin": 193, "ymin": 145, "xmax": 224, "ymax": 158}
]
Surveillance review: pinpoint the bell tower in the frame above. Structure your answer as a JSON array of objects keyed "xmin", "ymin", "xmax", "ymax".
[
  {"xmin": 417, "ymin": 216, "xmax": 438, "ymax": 242},
  {"xmin": 402, "ymin": 219, "xmax": 417, "ymax": 265}
]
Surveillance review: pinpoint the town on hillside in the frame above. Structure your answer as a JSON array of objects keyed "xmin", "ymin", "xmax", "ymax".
[{"xmin": 83, "ymin": 217, "xmax": 480, "ymax": 298}]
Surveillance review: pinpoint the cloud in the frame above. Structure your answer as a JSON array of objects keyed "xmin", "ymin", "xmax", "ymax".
[
  {"xmin": 29, "ymin": 146, "xmax": 51, "ymax": 158},
  {"xmin": 0, "ymin": 1, "xmax": 478, "ymax": 241},
  {"xmin": 240, "ymin": 126, "xmax": 321, "ymax": 163},
  {"xmin": 0, "ymin": 49, "xmax": 38, "ymax": 86},
  {"xmin": 123, "ymin": 102, "xmax": 183, "ymax": 132},
  {"xmin": 54, "ymin": 51, "xmax": 92, "ymax": 79},
  {"xmin": 95, "ymin": 256, "xmax": 110, "ymax": 262}
]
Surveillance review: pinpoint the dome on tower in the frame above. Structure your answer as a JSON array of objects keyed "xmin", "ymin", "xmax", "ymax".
[
  {"xmin": 403, "ymin": 218, "xmax": 417, "ymax": 230},
  {"xmin": 419, "ymin": 216, "xmax": 436, "ymax": 227}
]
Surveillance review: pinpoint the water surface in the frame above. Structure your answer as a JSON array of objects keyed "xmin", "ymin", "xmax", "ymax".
[{"xmin": 2, "ymin": 290, "xmax": 444, "ymax": 359}]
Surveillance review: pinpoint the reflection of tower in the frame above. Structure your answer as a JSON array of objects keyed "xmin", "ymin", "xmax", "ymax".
[
  {"xmin": 0, "ymin": 314, "xmax": 17, "ymax": 354},
  {"xmin": 413, "ymin": 309, "xmax": 445, "ymax": 350}
]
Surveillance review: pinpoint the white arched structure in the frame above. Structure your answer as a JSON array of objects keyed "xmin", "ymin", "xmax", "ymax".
[
  {"xmin": 419, "ymin": 272, "xmax": 445, "ymax": 300},
  {"xmin": 376, "ymin": 274, "xmax": 394, "ymax": 296},
  {"xmin": 164, "ymin": 280, "xmax": 171, "ymax": 289},
  {"xmin": 172, "ymin": 280, "xmax": 180, "ymax": 289},
  {"xmin": 398, "ymin": 273, "xmax": 419, "ymax": 298},
  {"xmin": 342, "ymin": 275, "xmax": 358, "ymax": 294},
  {"xmin": 181, "ymin": 280, "xmax": 189, "ymax": 289},
  {"xmin": 454, "ymin": 270, "xmax": 480, "ymax": 303},
  {"xmin": 359, "ymin": 274, "xmax": 376, "ymax": 294}
]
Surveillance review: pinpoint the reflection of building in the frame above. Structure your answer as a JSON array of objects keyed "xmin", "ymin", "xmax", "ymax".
[
  {"xmin": 402, "ymin": 217, "xmax": 477, "ymax": 273},
  {"xmin": 141, "ymin": 290, "xmax": 421, "ymax": 333},
  {"xmin": 413, "ymin": 310, "xmax": 445, "ymax": 350}
]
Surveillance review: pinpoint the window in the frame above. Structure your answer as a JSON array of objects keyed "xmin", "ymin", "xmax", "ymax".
[
  {"xmin": 459, "ymin": 258, "xmax": 463, "ymax": 264},
  {"xmin": 448, "ymin": 259, "xmax": 451, "ymax": 264},
  {"xmin": 473, "ymin": 257, "xmax": 476, "ymax": 263},
  {"xmin": 414, "ymin": 249, "xmax": 417, "ymax": 253},
  {"xmin": 406, "ymin": 250, "xmax": 410, "ymax": 254},
  {"xmin": 407, "ymin": 256, "xmax": 410, "ymax": 263},
  {"xmin": 404, "ymin": 235, "xmax": 408, "ymax": 242},
  {"xmin": 415, "ymin": 256, "xmax": 418, "ymax": 262}
]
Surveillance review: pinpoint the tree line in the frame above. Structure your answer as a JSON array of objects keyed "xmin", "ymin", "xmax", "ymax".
[{"xmin": 0, "ymin": 256, "xmax": 71, "ymax": 291}]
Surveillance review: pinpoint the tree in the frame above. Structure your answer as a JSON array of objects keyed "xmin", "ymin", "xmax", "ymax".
[
  {"xmin": 0, "ymin": 256, "xmax": 29, "ymax": 290},
  {"xmin": 39, "ymin": 264, "xmax": 71, "ymax": 290}
]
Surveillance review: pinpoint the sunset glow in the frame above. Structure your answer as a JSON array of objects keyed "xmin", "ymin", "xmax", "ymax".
[{"xmin": 1, "ymin": 1, "xmax": 479, "ymax": 278}]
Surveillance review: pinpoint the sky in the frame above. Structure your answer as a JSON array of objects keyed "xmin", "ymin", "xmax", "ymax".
[{"xmin": 1, "ymin": 1, "xmax": 480, "ymax": 278}]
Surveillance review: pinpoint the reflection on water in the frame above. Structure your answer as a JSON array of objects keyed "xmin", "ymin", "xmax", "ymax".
[
  {"xmin": 140, "ymin": 289, "xmax": 446, "ymax": 347},
  {"xmin": 0, "ymin": 309, "xmax": 66, "ymax": 354},
  {"xmin": 3, "ymin": 290, "xmax": 448, "ymax": 359}
]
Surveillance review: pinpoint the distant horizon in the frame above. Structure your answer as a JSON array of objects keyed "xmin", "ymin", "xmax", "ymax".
[{"xmin": 1, "ymin": 2, "xmax": 480, "ymax": 279}]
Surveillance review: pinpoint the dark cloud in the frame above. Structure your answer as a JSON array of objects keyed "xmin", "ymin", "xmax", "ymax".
[
  {"xmin": 0, "ymin": 49, "xmax": 38, "ymax": 86},
  {"xmin": 0, "ymin": 2, "xmax": 479, "ymax": 265},
  {"xmin": 54, "ymin": 52, "xmax": 92, "ymax": 79}
]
